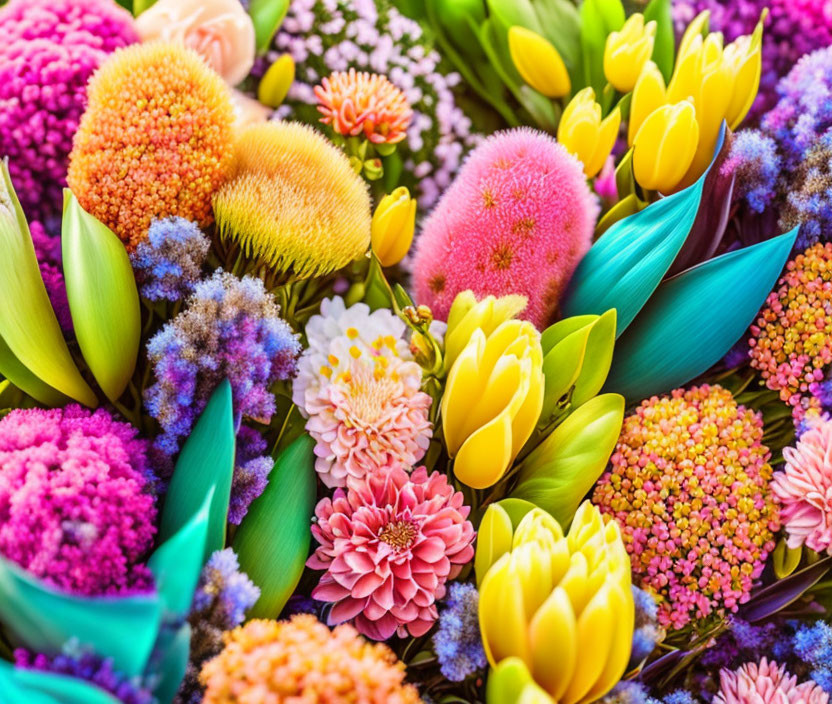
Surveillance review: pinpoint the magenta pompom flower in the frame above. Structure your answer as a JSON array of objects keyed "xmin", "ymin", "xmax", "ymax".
[
  {"xmin": 307, "ymin": 466, "xmax": 475, "ymax": 640},
  {"xmin": 411, "ymin": 127, "xmax": 598, "ymax": 329},
  {"xmin": 774, "ymin": 418, "xmax": 832, "ymax": 555},
  {"xmin": 0, "ymin": 405, "xmax": 157, "ymax": 596},
  {"xmin": 714, "ymin": 659, "xmax": 829, "ymax": 704}
]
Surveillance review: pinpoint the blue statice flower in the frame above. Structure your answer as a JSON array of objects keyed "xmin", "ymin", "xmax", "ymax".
[
  {"xmin": 631, "ymin": 586, "xmax": 662, "ymax": 666},
  {"xmin": 432, "ymin": 581, "xmax": 487, "ymax": 682},
  {"xmin": 781, "ymin": 129, "xmax": 832, "ymax": 250},
  {"xmin": 722, "ymin": 130, "xmax": 781, "ymax": 215},
  {"xmin": 130, "ymin": 217, "xmax": 210, "ymax": 302},
  {"xmin": 792, "ymin": 621, "xmax": 832, "ymax": 693},
  {"xmin": 229, "ymin": 426, "xmax": 273, "ymax": 525},
  {"xmin": 601, "ymin": 681, "xmax": 658, "ymax": 704},
  {"xmin": 663, "ymin": 691, "xmax": 699, "ymax": 704}
]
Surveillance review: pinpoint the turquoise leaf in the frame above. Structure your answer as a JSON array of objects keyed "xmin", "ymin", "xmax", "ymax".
[
  {"xmin": 148, "ymin": 623, "xmax": 192, "ymax": 704},
  {"xmin": 0, "ymin": 662, "xmax": 122, "ymax": 704}
]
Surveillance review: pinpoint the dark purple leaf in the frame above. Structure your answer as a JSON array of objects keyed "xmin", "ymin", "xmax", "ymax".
[
  {"xmin": 738, "ymin": 555, "xmax": 832, "ymax": 622},
  {"xmin": 638, "ymin": 649, "xmax": 688, "ymax": 687}
]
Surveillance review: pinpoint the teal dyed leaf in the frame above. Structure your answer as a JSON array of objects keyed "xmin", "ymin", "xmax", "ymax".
[
  {"xmin": 0, "ymin": 557, "xmax": 161, "ymax": 677},
  {"xmin": 158, "ymin": 379, "xmax": 235, "ymax": 561},
  {"xmin": 0, "ymin": 662, "xmax": 122, "ymax": 704},
  {"xmin": 604, "ymin": 228, "xmax": 798, "ymax": 402},
  {"xmin": 234, "ymin": 434, "xmax": 317, "ymax": 618},
  {"xmin": 148, "ymin": 623, "xmax": 192, "ymax": 704},
  {"xmin": 643, "ymin": 0, "xmax": 675, "ymax": 81}
]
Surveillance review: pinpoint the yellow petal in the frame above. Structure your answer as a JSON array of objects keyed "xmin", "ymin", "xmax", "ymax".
[
  {"xmin": 633, "ymin": 101, "xmax": 699, "ymax": 193},
  {"xmin": 453, "ymin": 402, "xmax": 516, "ymax": 489},
  {"xmin": 509, "ymin": 26, "xmax": 572, "ymax": 98},
  {"xmin": 528, "ymin": 587, "xmax": 578, "ymax": 699},
  {"xmin": 559, "ymin": 552, "xmax": 590, "ymax": 614},
  {"xmin": 476, "ymin": 504, "xmax": 516, "ymax": 586},
  {"xmin": 586, "ymin": 106, "xmax": 621, "ymax": 178},
  {"xmin": 511, "ymin": 542, "xmax": 554, "ymax": 619},
  {"xmin": 514, "ymin": 508, "xmax": 564, "ymax": 548},
  {"xmin": 371, "ymin": 187, "xmax": 416, "ymax": 266},
  {"xmin": 257, "ymin": 53, "xmax": 295, "ymax": 108},
  {"xmin": 510, "ymin": 365, "xmax": 544, "ymax": 458},
  {"xmin": 442, "ymin": 329, "xmax": 486, "ymax": 455},
  {"xmin": 628, "ymin": 61, "xmax": 666, "ymax": 146},
  {"xmin": 480, "ymin": 554, "xmax": 531, "ymax": 667}
]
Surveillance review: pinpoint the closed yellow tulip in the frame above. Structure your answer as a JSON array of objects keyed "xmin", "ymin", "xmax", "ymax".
[
  {"xmin": 370, "ymin": 186, "xmax": 416, "ymax": 267},
  {"xmin": 722, "ymin": 12, "xmax": 766, "ymax": 129},
  {"xmin": 257, "ymin": 53, "xmax": 295, "ymax": 108},
  {"xmin": 508, "ymin": 26, "xmax": 571, "ymax": 99},
  {"xmin": 628, "ymin": 61, "xmax": 666, "ymax": 146},
  {"xmin": 441, "ymin": 320, "xmax": 544, "ymax": 489},
  {"xmin": 604, "ymin": 14, "xmax": 657, "ymax": 93},
  {"xmin": 479, "ymin": 502, "xmax": 634, "ymax": 704},
  {"xmin": 633, "ymin": 101, "xmax": 699, "ymax": 193},
  {"xmin": 558, "ymin": 88, "xmax": 621, "ymax": 179}
]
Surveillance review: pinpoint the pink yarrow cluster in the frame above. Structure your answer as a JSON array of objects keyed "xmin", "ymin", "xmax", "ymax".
[
  {"xmin": 412, "ymin": 127, "xmax": 598, "ymax": 329},
  {"xmin": 0, "ymin": 406, "xmax": 156, "ymax": 596},
  {"xmin": 714, "ymin": 659, "xmax": 829, "ymax": 704},
  {"xmin": 307, "ymin": 466, "xmax": 475, "ymax": 640}
]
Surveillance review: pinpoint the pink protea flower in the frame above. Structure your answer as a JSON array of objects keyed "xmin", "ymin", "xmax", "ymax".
[
  {"xmin": 773, "ymin": 418, "xmax": 832, "ymax": 554},
  {"xmin": 315, "ymin": 68, "xmax": 413, "ymax": 145},
  {"xmin": 714, "ymin": 659, "xmax": 829, "ymax": 704},
  {"xmin": 307, "ymin": 466, "xmax": 475, "ymax": 640},
  {"xmin": 411, "ymin": 127, "xmax": 598, "ymax": 329}
]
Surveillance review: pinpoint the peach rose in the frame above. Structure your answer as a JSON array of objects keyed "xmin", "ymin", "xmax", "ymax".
[{"xmin": 135, "ymin": 0, "xmax": 255, "ymax": 86}]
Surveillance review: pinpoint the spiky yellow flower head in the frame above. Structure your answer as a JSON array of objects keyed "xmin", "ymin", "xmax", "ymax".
[
  {"xmin": 67, "ymin": 42, "xmax": 234, "ymax": 249},
  {"xmin": 213, "ymin": 121, "xmax": 372, "ymax": 280}
]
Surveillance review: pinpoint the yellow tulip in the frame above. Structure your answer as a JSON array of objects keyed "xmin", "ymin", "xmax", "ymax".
[
  {"xmin": 627, "ymin": 61, "xmax": 666, "ymax": 146},
  {"xmin": 257, "ymin": 53, "xmax": 295, "ymax": 108},
  {"xmin": 604, "ymin": 14, "xmax": 657, "ymax": 93},
  {"xmin": 633, "ymin": 100, "xmax": 699, "ymax": 193},
  {"xmin": 370, "ymin": 186, "xmax": 416, "ymax": 267},
  {"xmin": 508, "ymin": 26, "xmax": 571, "ymax": 99},
  {"xmin": 558, "ymin": 88, "xmax": 621, "ymax": 179},
  {"xmin": 488, "ymin": 657, "xmax": 556, "ymax": 704},
  {"xmin": 444, "ymin": 290, "xmax": 528, "ymax": 371},
  {"xmin": 722, "ymin": 11, "xmax": 766, "ymax": 129},
  {"xmin": 441, "ymin": 320, "xmax": 544, "ymax": 489},
  {"xmin": 479, "ymin": 502, "xmax": 634, "ymax": 704},
  {"xmin": 677, "ymin": 10, "xmax": 710, "ymax": 60}
]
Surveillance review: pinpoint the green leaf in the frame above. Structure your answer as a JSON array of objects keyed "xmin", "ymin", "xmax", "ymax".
[
  {"xmin": 486, "ymin": 0, "xmax": 542, "ymax": 33},
  {"xmin": 512, "ymin": 394, "xmax": 624, "ymax": 526},
  {"xmin": 0, "ymin": 162, "xmax": 97, "ymax": 407},
  {"xmin": 561, "ymin": 171, "xmax": 706, "ymax": 335},
  {"xmin": 432, "ymin": 0, "xmax": 487, "ymax": 54},
  {"xmin": 234, "ymin": 434, "xmax": 317, "ymax": 618},
  {"xmin": 158, "ymin": 380, "xmax": 236, "ymax": 561},
  {"xmin": 148, "ymin": 623, "xmax": 191, "ymax": 704},
  {"xmin": 0, "ymin": 662, "xmax": 122, "ymax": 704},
  {"xmin": 0, "ymin": 334, "xmax": 68, "ymax": 406},
  {"xmin": 643, "ymin": 0, "xmax": 675, "ymax": 81},
  {"xmin": 0, "ymin": 556, "xmax": 161, "ymax": 677},
  {"xmin": 605, "ymin": 228, "xmax": 798, "ymax": 402},
  {"xmin": 249, "ymin": 0, "xmax": 290, "ymax": 52},
  {"xmin": 579, "ymin": 0, "xmax": 625, "ymax": 96},
  {"xmin": 534, "ymin": 0, "xmax": 582, "ymax": 80},
  {"xmin": 540, "ymin": 321, "xmax": 592, "ymax": 422},
  {"xmin": 541, "ymin": 315, "xmax": 599, "ymax": 355},
  {"xmin": 493, "ymin": 498, "xmax": 537, "ymax": 530},
  {"xmin": 62, "ymin": 191, "xmax": 140, "ymax": 403},
  {"xmin": 572, "ymin": 308, "xmax": 617, "ymax": 407}
]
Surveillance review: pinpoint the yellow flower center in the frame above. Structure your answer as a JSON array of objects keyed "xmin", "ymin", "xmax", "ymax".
[{"xmin": 379, "ymin": 520, "xmax": 418, "ymax": 550}]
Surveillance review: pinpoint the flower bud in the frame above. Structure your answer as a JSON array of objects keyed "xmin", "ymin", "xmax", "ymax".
[
  {"xmin": 508, "ymin": 26, "xmax": 571, "ymax": 99},
  {"xmin": 632, "ymin": 100, "xmax": 699, "ymax": 193},
  {"xmin": 628, "ymin": 61, "xmax": 666, "ymax": 147},
  {"xmin": 557, "ymin": 88, "xmax": 621, "ymax": 179},
  {"xmin": 604, "ymin": 14, "xmax": 657, "ymax": 93},
  {"xmin": 371, "ymin": 187, "xmax": 416, "ymax": 267},
  {"xmin": 258, "ymin": 53, "xmax": 295, "ymax": 108}
]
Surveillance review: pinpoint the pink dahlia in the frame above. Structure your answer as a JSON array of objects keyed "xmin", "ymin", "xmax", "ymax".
[
  {"xmin": 307, "ymin": 466, "xmax": 475, "ymax": 640},
  {"xmin": 714, "ymin": 659, "xmax": 829, "ymax": 704},
  {"xmin": 411, "ymin": 127, "xmax": 598, "ymax": 329},
  {"xmin": 773, "ymin": 418, "xmax": 832, "ymax": 554}
]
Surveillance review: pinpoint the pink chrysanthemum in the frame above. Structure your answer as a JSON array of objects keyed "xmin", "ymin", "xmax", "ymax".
[
  {"xmin": 0, "ymin": 405, "xmax": 156, "ymax": 596},
  {"xmin": 411, "ymin": 127, "xmax": 598, "ymax": 329},
  {"xmin": 773, "ymin": 418, "xmax": 832, "ymax": 554},
  {"xmin": 714, "ymin": 659, "xmax": 829, "ymax": 704},
  {"xmin": 307, "ymin": 466, "xmax": 475, "ymax": 640},
  {"xmin": 592, "ymin": 385, "xmax": 780, "ymax": 630},
  {"xmin": 314, "ymin": 68, "xmax": 413, "ymax": 145}
]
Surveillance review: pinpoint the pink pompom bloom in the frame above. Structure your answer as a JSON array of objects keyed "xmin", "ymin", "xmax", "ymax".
[
  {"xmin": 315, "ymin": 68, "xmax": 413, "ymax": 145},
  {"xmin": 307, "ymin": 466, "xmax": 475, "ymax": 640},
  {"xmin": 412, "ymin": 127, "xmax": 598, "ymax": 329},
  {"xmin": 714, "ymin": 659, "xmax": 829, "ymax": 704},
  {"xmin": 0, "ymin": 406, "xmax": 157, "ymax": 596},
  {"xmin": 773, "ymin": 418, "xmax": 832, "ymax": 554}
]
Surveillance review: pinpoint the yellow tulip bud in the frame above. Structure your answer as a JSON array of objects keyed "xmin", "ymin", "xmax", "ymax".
[
  {"xmin": 633, "ymin": 100, "xmax": 699, "ymax": 193},
  {"xmin": 479, "ymin": 502, "xmax": 634, "ymax": 704},
  {"xmin": 370, "ymin": 186, "xmax": 416, "ymax": 267},
  {"xmin": 441, "ymin": 320, "xmax": 544, "ymax": 489},
  {"xmin": 558, "ymin": 88, "xmax": 621, "ymax": 178},
  {"xmin": 722, "ymin": 11, "xmax": 766, "ymax": 129},
  {"xmin": 444, "ymin": 290, "xmax": 528, "ymax": 370},
  {"xmin": 677, "ymin": 10, "xmax": 710, "ymax": 61},
  {"xmin": 628, "ymin": 61, "xmax": 666, "ymax": 147},
  {"xmin": 508, "ymin": 26, "xmax": 571, "ymax": 99},
  {"xmin": 257, "ymin": 53, "xmax": 295, "ymax": 108},
  {"xmin": 476, "ymin": 504, "xmax": 516, "ymax": 586},
  {"xmin": 604, "ymin": 14, "xmax": 657, "ymax": 93}
]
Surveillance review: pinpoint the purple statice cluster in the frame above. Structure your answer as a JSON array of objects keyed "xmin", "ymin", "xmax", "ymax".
[
  {"xmin": 229, "ymin": 426, "xmax": 273, "ymax": 525},
  {"xmin": 175, "ymin": 549, "xmax": 260, "ymax": 704},
  {"xmin": 673, "ymin": 0, "xmax": 832, "ymax": 120},
  {"xmin": 266, "ymin": 0, "xmax": 477, "ymax": 208},
  {"xmin": 14, "ymin": 648, "xmax": 153, "ymax": 704},
  {"xmin": 30, "ymin": 219, "xmax": 72, "ymax": 333},
  {"xmin": 0, "ymin": 0, "xmax": 137, "ymax": 219},
  {"xmin": 721, "ymin": 131, "xmax": 781, "ymax": 215},
  {"xmin": 130, "ymin": 218, "xmax": 211, "ymax": 302},
  {"xmin": 781, "ymin": 130, "xmax": 832, "ymax": 250},
  {"xmin": 432, "ymin": 581, "xmax": 487, "ymax": 683},
  {"xmin": 631, "ymin": 586, "xmax": 663, "ymax": 667},
  {"xmin": 144, "ymin": 270, "xmax": 301, "ymax": 459}
]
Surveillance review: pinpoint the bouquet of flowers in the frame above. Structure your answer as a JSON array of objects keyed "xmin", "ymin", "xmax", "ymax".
[{"xmin": 2, "ymin": 0, "xmax": 832, "ymax": 702}]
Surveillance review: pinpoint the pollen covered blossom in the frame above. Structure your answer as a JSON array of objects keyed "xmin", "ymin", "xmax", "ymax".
[{"xmin": 714, "ymin": 659, "xmax": 829, "ymax": 704}]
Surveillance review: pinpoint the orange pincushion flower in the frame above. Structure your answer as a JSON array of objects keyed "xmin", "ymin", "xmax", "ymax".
[
  {"xmin": 67, "ymin": 42, "xmax": 234, "ymax": 248},
  {"xmin": 200, "ymin": 615, "xmax": 421, "ymax": 704},
  {"xmin": 314, "ymin": 68, "xmax": 413, "ymax": 145}
]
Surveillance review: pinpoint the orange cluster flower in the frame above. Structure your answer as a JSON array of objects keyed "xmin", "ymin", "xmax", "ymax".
[
  {"xmin": 314, "ymin": 68, "xmax": 413, "ymax": 144},
  {"xmin": 200, "ymin": 615, "xmax": 421, "ymax": 704},
  {"xmin": 67, "ymin": 42, "xmax": 235, "ymax": 248}
]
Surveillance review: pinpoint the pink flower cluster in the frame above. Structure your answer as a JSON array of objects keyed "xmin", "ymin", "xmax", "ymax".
[
  {"xmin": 0, "ymin": 406, "xmax": 157, "ymax": 596},
  {"xmin": 307, "ymin": 466, "xmax": 475, "ymax": 640},
  {"xmin": 715, "ymin": 659, "xmax": 829, "ymax": 704}
]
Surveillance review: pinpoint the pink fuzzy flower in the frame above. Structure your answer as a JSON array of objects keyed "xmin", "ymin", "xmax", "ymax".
[
  {"xmin": 714, "ymin": 659, "xmax": 829, "ymax": 704},
  {"xmin": 307, "ymin": 466, "xmax": 475, "ymax": 640},
  {"xmin": 411, "ymin": 127, "xmax": 598, "ymax": 329},
  {"xmin": 773, "ymin": 418, "xmax": 832, "ymax": 554}
]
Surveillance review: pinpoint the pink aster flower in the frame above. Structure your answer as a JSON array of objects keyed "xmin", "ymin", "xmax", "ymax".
[
  {"xmin": 307, "ymin": 466, "xmax": 475, "ymax": 640},
  {"xmin": 773, "ymin": 418, "xmax": 832, "ymax": 554},
  {"xmin": 714, "ymin": 659, "xmax": 829, "ymax": 704}
]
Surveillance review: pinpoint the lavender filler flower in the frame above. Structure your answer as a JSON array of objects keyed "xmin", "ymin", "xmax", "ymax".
[{"xmin": 433, "ymin": 581, "xmax": 487, "ymax": 682}]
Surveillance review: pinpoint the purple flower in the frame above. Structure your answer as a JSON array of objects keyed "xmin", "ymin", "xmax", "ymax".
[
  {"xmin": 229, "ymin": 426, "xmax": 273, "ymax": 525},
  {"xmin": 29, "ymin": 220, "xmax": 72, "ymax": 333},
  {"xmin": 432, "ymin": 581, "xmax": 487, "ymax": 682},
  {"xmin": 631, "ymin": 586, "xmax": 662, "ymax": 666},
  {"xmin": 722, "ymin": 131, "xmax": 781, "ymax": 214},
  {"xmin": 780, "ymin": 129, "xmax": 832, "ymax": 250}
]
